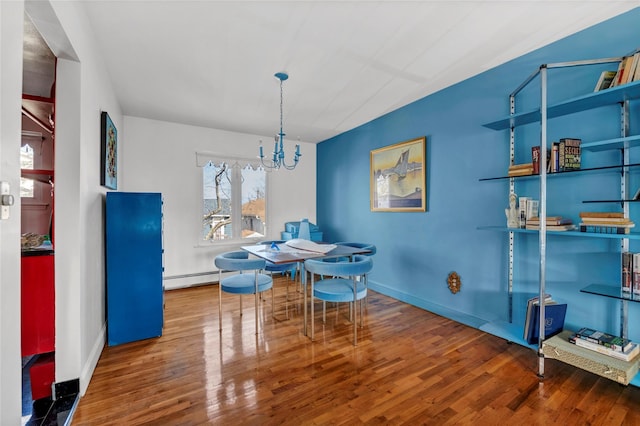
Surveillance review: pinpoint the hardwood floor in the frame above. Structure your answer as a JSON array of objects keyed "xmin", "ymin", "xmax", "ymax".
[{"xmin": 72, "ymin": 276, "xmax": 640, "ymax": 425}]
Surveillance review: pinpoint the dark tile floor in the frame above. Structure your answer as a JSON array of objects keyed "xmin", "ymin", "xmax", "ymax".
[{"xmin": 22, "ymin": 356, "xmax": 78, "ymax": 426}]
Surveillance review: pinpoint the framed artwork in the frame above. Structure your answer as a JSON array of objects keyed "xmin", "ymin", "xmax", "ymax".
[
  {"xmin": 101, "ymin": 111, "xmax": 118, "ymax": 190},
  {"xmin": 370, "ymin": 136, "xmax": 426, "ymax": 212}
]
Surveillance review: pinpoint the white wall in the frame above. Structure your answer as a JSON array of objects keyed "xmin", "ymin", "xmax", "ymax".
[
  {"xmin": 122, "ymin": 116, "xmax": 317, "ymax": 290},
  {"xmin": 26, "ymin": 0, "xmax": 122, "ymax": 396},
  {"xmin": 1, "ymin": 3, "xmax": 315, "ymax": 418},
  {"xmin": 0, "ymin": 1, "xmax": 26, "ymax": 423}
]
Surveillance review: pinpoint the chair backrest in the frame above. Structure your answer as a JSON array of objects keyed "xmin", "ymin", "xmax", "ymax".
[
  {"xmin": 214, "ymin": 251, "xmax": 266, "ymax": 272},
  {"xmin": 334, "ymin": 242, "xmax": 376, "ymax": 256},
  {"xmin": 298, "ymin": 218, "xmax": 311, "ymax": 240},
  {"xmin": 305, "ymin": 255, "xmax": 372, "ymax": 277}
]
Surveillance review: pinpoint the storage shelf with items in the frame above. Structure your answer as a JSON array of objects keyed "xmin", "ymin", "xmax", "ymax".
[
  {"xmin": 479, "ymin": 52, "xmax": 640, "ymax": 386},
  {"xmin": 21, "ymin": 91, "xmax": 56, "ymax": 400}
]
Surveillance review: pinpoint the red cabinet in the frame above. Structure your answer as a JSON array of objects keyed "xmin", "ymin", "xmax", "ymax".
[{"xmin": 21, "ymin": 252, "xmax": 55, "ymax": 357}]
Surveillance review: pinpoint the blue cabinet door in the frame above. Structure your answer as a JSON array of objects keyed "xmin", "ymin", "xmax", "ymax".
[{"xmin": 106, "ymin": 192, "xmax": 163, "ymax": 345}]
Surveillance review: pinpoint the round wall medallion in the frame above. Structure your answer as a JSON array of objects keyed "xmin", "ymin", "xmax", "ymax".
[{"xmin": 447, "ymin": 272, "xmax": 461, "ymax": 294}]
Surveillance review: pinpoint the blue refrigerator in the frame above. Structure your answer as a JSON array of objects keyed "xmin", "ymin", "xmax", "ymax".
[{"xmin": 105, "ymin": 192, "xmax": 163, "ymax": 345}]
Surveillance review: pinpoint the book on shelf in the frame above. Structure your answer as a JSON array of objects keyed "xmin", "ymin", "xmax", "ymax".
[
  {"xmin": 508, "ymin": 162, "xmax": 534, "ymax": 170},
  {"xmin": 508, "ymin": 169, "xmax": 534, "ymax": 177},
  {"xmin": 526, "ymin": 215, "xmax": 575, "ymax": 231},
  {"xmin": 527, "ymin": 216, "xmax": 572, "ymax": 226},
  {"xmin": 623, "ymin": 251, "xmax": 633, "ymax": 293},
  {"xmin": 518, "ymin": 196, "xmax": 529, "ymax": 229},
  {"xmin": 508, "ymin": 163, "xmax": 534, "ymax": 177},
  {"xmin": 611, "ymin": 52, "xmax": 640, "ymax": 88},
  {"xmin": 612, "ymin": 56, "xmax": 631, "ymax": 87},
  {"xmin": 579, "ymin": 211, "xmax": 625, "ymax": 219},
  {"xmin": 580, "ymin": 217, "xmax": 633, "ymax": 225},
  {"xmin": 634, "ymin": 252, "xmax": 640, "ymax": 296},
  {"xmin": 579, "ymin": 224, "xmax": 633, "ymax": 234},
  {"xmin": 559, "ymin": 138, "xmax": 581, "ymax": 171},
  {"xmin": 526, "ymin": 199, "xmax": 539, "ymax": 222},
  {"xmin": 622, "ymin": 55, "xmax": 634, "ymax": 84},
  {"xmin": 634, "ymin": 51, "xmax": 640, "ymax": 82},
  {"xmin": 527, "ymin": 223, "xmax": 576, "ymax": 231},
  {"xmin": 524, "ymin": 299, "xmax": 567, "ymax": 345},
  {"xmin": 549, "ymin": 142, "xmax": 559, "ymax": 173},
  {"xmin": 569, "ymin": 333, "xmax": 639, "ymax": 362},
  {"xmin": 622, "ymin": 52, "xmax": 640, "ymax": 85},
  {"xmin": 574, "ymin": 327, "xmax": 633, "ymax": 353},
  {"xmin": 594, "ymin": 70, "xmax": 618, "ymax": 91},
  {"xmin": 531, "ymin": 146, "xmax": 540, "ymax": 174},
  {"xmin": 523, "ymin": 294, "xmax": 552, "ymax": 341},
  {"xmin": 610, "ymin": 59, "xmax": 624, "ymax": 88}
]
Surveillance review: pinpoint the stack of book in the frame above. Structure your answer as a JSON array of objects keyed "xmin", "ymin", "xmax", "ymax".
[
  {"xmin": 593, "ymin": 70, "xmax": 618, "ymax": 91},
  {"xmin": 569, "ymin": 327, "xmax": 639, "ymax": 362},
  {"xmin": 517, "ymin": 197, "xmax": 539, "ymax": 228},
  {"xmin": 622, "ymin": 251, "xmax": 640, "ymax": 295},
  {"xmin": 524, "ymin": 294, "xmax": 567, "ymax": 344},
  {"xmin": 508, "ymin": 163, "xmax": 534, "ymax": 177},
  {"xmin": 579, "ymin": 212, "xmax": 635, "ymax": 234},
  {"xmin": 525, "ymin": 216, "xmax": 575, "ymax": 231},
  {"xmin": 558, "ymin": 138, "xmax": 581, "ymax": 171},
  {"xmin": 545, "ymin": 138, "xmax": 582, "ymax": 173},
  {"xmin": 594, "ymin": 50, "xmax": 640, "ymax": 92}
]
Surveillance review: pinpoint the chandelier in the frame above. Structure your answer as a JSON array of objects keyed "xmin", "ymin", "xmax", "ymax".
[{"xmin": 258, "ymin": 72, "xmax": 301, "ymax": 170}]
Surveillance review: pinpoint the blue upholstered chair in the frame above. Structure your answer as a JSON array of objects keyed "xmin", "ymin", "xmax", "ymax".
[
  {"xmin": 214, "ymin": 251, "xmax": 273, "ymax": 334},
  {"xmin": 259, "ymin": 240, "xmax": 297, "ymax": 317},
  {"xmin": 304, "ymin": 255, "xmax": 373, "ymax": 346},
  {"xmin": 333, "ymin": 242, "xmax": 376, "ymax": 305}
]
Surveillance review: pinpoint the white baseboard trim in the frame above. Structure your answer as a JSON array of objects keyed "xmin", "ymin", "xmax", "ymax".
[
  {"xmin": 79, "ymin": 322, "xmax": 106, "ymax": 396},
  {"xmin": 164, "ymin": 273, "xmax": 217, "ymax": 290}
]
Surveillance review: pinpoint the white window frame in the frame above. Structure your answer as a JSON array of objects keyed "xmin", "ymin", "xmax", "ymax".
[{"xmin": 197, "ymin": 151, "xmax": 268, "ymax": 245}]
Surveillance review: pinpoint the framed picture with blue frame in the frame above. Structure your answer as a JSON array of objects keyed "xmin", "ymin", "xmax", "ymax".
[
  {"xmin": 100, "ymin": 111, "xmax": 118, "ymax": 190},
  {"xmin": 370, "ymin": 136, "xmax": 426, "ymax": 212}
]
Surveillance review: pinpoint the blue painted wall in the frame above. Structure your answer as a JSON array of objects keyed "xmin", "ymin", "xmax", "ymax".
[{"xmin": 317, "ymin": 9, "xmax": 640, "ymax": 344}]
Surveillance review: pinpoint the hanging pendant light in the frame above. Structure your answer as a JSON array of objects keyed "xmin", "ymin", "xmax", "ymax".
[{"xmin": 258, "ymin": 72, "xmax": 301, "ymax": 170}]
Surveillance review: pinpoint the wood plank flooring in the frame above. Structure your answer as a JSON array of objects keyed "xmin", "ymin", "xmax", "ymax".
[{"xmin": 71, "ymin": 276, "xmax": 640, "ymax": 425}]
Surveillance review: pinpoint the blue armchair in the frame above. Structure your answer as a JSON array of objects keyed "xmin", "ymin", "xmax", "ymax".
[
  {"xmin": 304, "ymin": 255, "xmax": 373, "ymax": 346},
  {"xmin": 214, "ymin": 251, "xmax": 273, "ymax": 334}
]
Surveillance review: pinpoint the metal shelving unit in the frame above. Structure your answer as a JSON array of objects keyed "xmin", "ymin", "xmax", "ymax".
[{"xmin": 481, "ymin": 57, "xmax": 640, "ymax": 381}]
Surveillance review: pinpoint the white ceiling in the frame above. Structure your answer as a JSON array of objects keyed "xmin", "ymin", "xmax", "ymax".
[{"xmin": 52, "ymin": 2, "xmax": 639, "ymax": 143}]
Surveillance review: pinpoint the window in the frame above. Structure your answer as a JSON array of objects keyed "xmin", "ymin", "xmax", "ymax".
[
  {"xmin": 20, "ymin": 144, "xmax": 34, "ymax": 198},
  {"xmin": 200, "ymin": 155, "xmax": 266, "ymax": 242}
]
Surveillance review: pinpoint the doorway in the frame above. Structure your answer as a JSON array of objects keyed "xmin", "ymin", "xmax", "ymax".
[{"xmin": 21, "ymin": 10, "xmax": 57, "ymax": 424}]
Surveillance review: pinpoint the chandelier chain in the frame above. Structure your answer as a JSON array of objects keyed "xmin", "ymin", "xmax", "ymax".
[
  {"xmin": 258, "ymin": 72, "xmax": 301, "ymax": 170},
  {"xmin": 280, "ymin": 78, "xmax": 284, "ymax": 138}
]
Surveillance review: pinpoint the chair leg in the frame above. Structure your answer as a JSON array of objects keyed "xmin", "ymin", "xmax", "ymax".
[
  {"xmin": 240, "ymin": 295, "xmax": 243, "ymax": 316},
  {"xmin": 322, "ymin": 301, "xmax": 326, "ymax": 323},
  {"xmin": 218, "ymin": 275, "xmax": 223, "ymax": 332},
  {"xmin": 353, "ymin": 301, "xmax": 358, "ymax": 346},
  {"xmin": 310, "ymin": 274, "xmax": 315, "ymax": 341},
  {"xmin": 353, "ymin": 276, "xmax": 358, "ymax": 346},
  {"xmin": 285, "ymin": 277, "xmax": 289, "ymax": 318},
  {"xmin": 255, "ymin": 291, "xmax": 259, "ymax": 335}
]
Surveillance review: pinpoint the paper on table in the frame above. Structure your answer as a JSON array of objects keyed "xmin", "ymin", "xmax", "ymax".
[{"xmin": 284, "ymin": 239, "xmax": 337, "ymax": 254}]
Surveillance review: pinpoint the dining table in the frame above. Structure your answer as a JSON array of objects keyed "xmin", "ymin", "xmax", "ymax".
[{"xmin": 241, "ymin": 242, "xmax": 371, "ymax": 336}]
